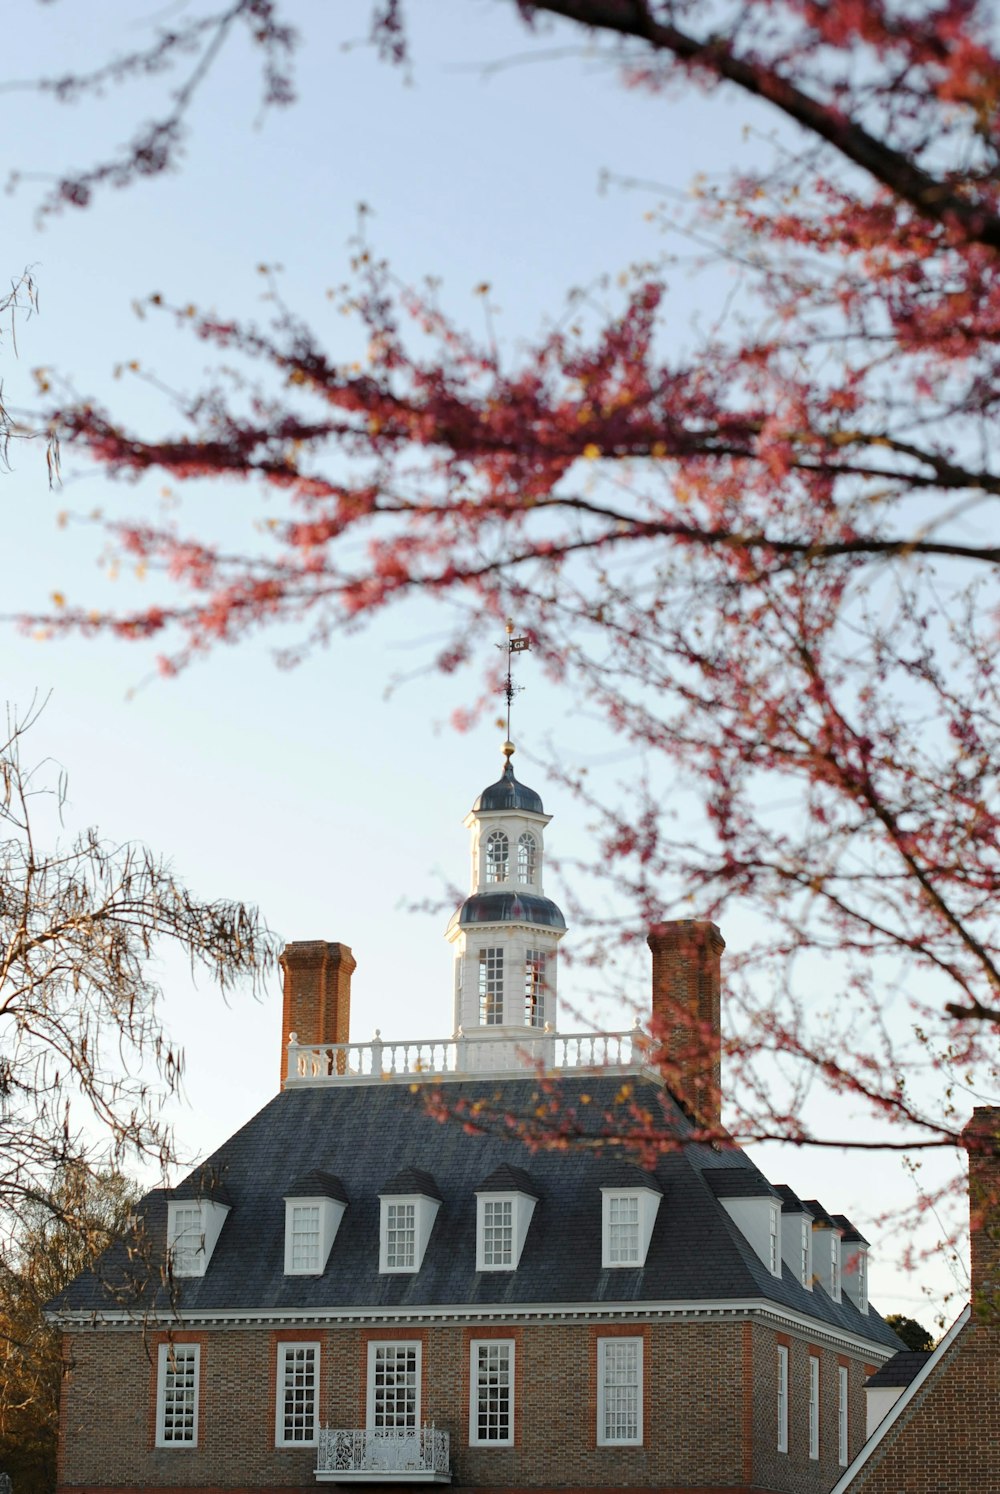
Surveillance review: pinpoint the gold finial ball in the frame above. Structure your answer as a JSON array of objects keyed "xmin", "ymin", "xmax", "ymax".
[
  {"xmin": 506, "ymin": 618, "xmax": 515, "ymax": 635},
  {"xmin": 502, "ymin": 740, "xmax": 515, "ymax": 763}
]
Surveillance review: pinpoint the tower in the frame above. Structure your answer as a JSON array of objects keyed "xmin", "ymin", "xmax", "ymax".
[{"xmin": 447, "ymin": 742, "xmax": 566, "ymax": 1035}]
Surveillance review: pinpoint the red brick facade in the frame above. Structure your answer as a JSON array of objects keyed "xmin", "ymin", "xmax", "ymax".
[
  {"xmin": 646, "ymin": 922, "xmax": 725, "ymax": 1132},
  {"xmin": 279, "ymin": 941, "xmax": 356, "ymax": 1085},
  {"xmin": 57, "ymin": 1317, "xmax": 869, "ymax": 1494}
]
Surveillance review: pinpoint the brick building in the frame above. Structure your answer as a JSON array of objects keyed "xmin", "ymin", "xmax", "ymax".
[
  {"xmin": 831, "ymin": 1107, "xmax": 1000, "ymax": 1494},
  {"xmin": 50, "ymin": 747, "xmax": 902, "ymax": 1494}
]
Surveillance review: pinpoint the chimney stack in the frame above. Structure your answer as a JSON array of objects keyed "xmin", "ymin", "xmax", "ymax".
[
  {"xmin": 964, "ymin": 1106, "xmax": 1000, "ymax": 1322},
  {"xmin": 647, "ymin": 920, "xmax": 725, "ymax": 1134},
  {"xmin": 280, "ymin": 940, "xmax": 356, "ymax": 1087}
]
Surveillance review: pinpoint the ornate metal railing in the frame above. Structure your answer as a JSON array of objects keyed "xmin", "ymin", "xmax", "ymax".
[
  {"xmin": 287, "ymin": 1022, "xmax": 648, "ymax": 1085},
  {"xmin": 315, "ymin": 1427, "xmax": 450, "ymax": 1481}
]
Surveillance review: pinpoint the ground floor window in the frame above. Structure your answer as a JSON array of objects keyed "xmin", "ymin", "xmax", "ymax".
[
  {"xmin": 156, "ymin": 1342, "xmax": 200, "ymax": 1447},
  {"xmin": 597, "ymin": 1337, "xmax": 642, "ymax": 1445},
  {"xmin": 367, "ymin": 1342, "xmax": 421, "ymax": 1428},
  {"xmin": 276, "ymin": 1342, "xmax": 319, "ymax": 1446},
  {"xmin": 470, "ymin": 1339, "xmax": 514, "ymax": 1445}
]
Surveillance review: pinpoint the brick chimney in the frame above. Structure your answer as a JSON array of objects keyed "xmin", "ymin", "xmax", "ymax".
[
  {"xmin": 963, "ymin": 1106, "xmax": 1000, "ymax": 1323},
  {"xmin": 279, "ymin": 940, "xmax": 356, "ymax": 1087},
  {"xmin": 647, "ymin": 920, "xmax": 725, "ymax": 1133}
]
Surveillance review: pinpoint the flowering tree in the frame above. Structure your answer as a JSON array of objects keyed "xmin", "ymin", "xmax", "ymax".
[{"xmin": 12, "ymin": 1, "xmax": 1000, "ymax": 1168}]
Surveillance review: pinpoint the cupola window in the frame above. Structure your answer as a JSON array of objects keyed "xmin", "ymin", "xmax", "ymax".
[
  {"xmin": 479, "ymin": 947, "xmax": 504, "ymax": 1024},
  {"xmin": 524, "ymin": 950, "xmax": 546, "ymax": 1026},
  {"xmin": 485, "ymin": 831, "xmax": 509, "ymax": 883},
  {"xmin": 517, "ymin": 832, "xmax": 536, "ymax": 884}
]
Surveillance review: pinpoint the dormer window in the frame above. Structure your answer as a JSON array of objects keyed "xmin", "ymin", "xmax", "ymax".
[
  {"xmin": 479, "ymin": 947, "xmax": 504, "ymax": 1024},
  {"xmin": 769, "ymin": 1204, "xmax": 779, "ymax": 1274},
  {"xmin": 775, "ymin": 1185, "xmax": 813, "ymax": 1288},
  {"xmin": 167, "ymin": 1195, "xmax": 230, "ymax": 1278},
  {"xmin": 834, "ymin": 1214, "xmax": 870, "ymax": 1314},
  {"xmin": 379, "ymin": 1170, "xmax": 441, "ymax": 1273},
  {"xmin": 485, "ymin": 831, "xmax": 509, "ymax": 884},
  {"xmin": 830, "ymin": 1230, "xmax": 841, "ymax": 1301},
  {"xmin": 801, "ymin": 1218, "xmax": 812, "ymax": 1286},
  {"xmin": 476, "ymin": 1166, "xmax": 538, "ymax": 1271},
  {"xmin": 601, "ymin": 1184, "xmax": 661, "ymax": 1268},
  {"xmin": 708, "ymin": 1173, "xmax": 782, "ymax": 1278},
  {"xmin": 524, "ymin": 950, "xmax": 546, "ymax": 1026},
  {"xmin": 283, "ymin": 1172, "xmax": 348, "ymax": 1275},
  {"xmin": 517, "ymin": 833, "xmax": 536, "ymax": 884}
]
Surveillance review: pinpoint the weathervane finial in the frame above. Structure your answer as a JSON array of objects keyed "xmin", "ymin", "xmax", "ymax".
[{"xmin": 498, "ymin": 617, "xmax": 530, "ymax": 752}]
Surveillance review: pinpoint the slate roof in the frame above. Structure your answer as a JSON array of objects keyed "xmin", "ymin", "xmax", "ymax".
[
  {"xmin": 380, "ymin": 1167, "xmax": 442, "ymax": 1201},
  {"xmin": 476, "ymin": 1164, "xmax": 539, "ymax": 1197},
  {"xmin": 865, "ymin": 1350, "xmax": 933, "ymax": 1387},
  {"xmin": 472, "ymin": 762, "xmax": 544, "ymax": 815},
  {"xmin": 285, "ymin": 1169, "xmax": 348, "ymax": 1203},
  {"xmin": 803, "ymin": 1198, "xmax": 841, "ymax": 1231},
  {"xmin": 774, "ymin": 1183, "xmax": 813, "ymax": 1216},
  {"xmin": 49, "ymin": 1072, "xmax": 901, "ymax": 1351}
]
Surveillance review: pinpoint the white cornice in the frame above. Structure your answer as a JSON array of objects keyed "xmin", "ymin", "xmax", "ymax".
[{"xmin": 48, "ymin": 1295, "xmax": 897, "ymax": 1359}]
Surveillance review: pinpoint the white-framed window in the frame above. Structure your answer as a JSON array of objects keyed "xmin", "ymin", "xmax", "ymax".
[
  {"xmin": 479, "ymin": 947, "xmax": 504, "ymax": 1024},
  {"xmin": 524, "ymin": 950, "xmax": 546, "ymax": 1027},
  {"xmin": 801, "ymin": 1218, "xmax": 811, "ymax": 1287},
  {"xmin": 167, "ymin": 1198, "xmax": 229, "ymax": 1278},
  {"xmin": 857, "ymin": 1250, "xmax": 867, "ymax": 1312},
  {"xmin": 517, "ymin": 832, "xmax": 536, "ymax": 884},
  {"xmin": 290, "ymin": 1205, "xmax": 320, "ymax": 1272},
  {"xmin": 777, "ymin": 1344, "xmax": 789, "ymax": 1453},
  {"xmin": 485, "ymin": 831, "xmax": 509, "ymax": 884},
  {"xmin": 475, "ymin": 1191, "xmax": 536, "ymax": 1271},
  {"xmin": 808, "ymin": 1355, "xmax": 820, "ymax": 1459},
  {"xmin": 469, "ymin": 1339, "xmax": 515, "ymax": 1446},
  {"xmin": 283, "ymin": 1194, "xmax": 345, "ymax": 1276},
  {"xmin": 838, "ymin": 1364, "xmax": 849, "ymax": 1466},
  {"xmin": 597, "ymin": 1337, "xmax": 642, "ymax": 1446},
  {"xmin": 367, "ymin": 1342, "xmax": 421, "ymax": 1429},
  {"xmin": 276, "ymin": 1342, "xmax": 319, "ymax": 1447},
  {"xmin": 386, "ymin": 1201, "xmax": 415, "ymax": 1270},
  {"xmin": 156, "ymin": 1342, "xmax": 200, "ymax": 1447},
  {"xmin": 830, "ymin": 1232, "xmax": 842, "ymax": 1302},
  {"xmin": 607, "ymin": 1194, "xmax": 640, "ymax": 1265},
  {"xmin": 769, "ymin": 1205, "xmax": 780, "ymax": 1275}
]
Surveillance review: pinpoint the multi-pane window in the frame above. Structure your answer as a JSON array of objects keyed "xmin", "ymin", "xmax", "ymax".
[
  {"xmin": 169, "ymin": 1206, "xmax": 203, "ymax": 1277},
  {"xmin": 597, "ymin": 1338, "xmax": 642, "ymax": 1445},
  {"xmin": 482, "ymin": 1198, "xmax": 513, "ymax": 1267},
  {"xmin": 156, "ymin": 1343, "xmax": 199, "ymax": 1447},
  {"xmin": 470, "ymin": 1340, "xmax": 514, "ymax": 1445},
  {"xmin": 276, "ymin": 1343, "xmax": 319, "ymax": 1446},
  {"xmin": 485, "ymin": 831, "xmax": 509, "ymax": 884},
  {"xmin": 777, "ymin": 1345, "xmax": 789, "ymax": 1453},
  {"xmin": 290, "ymin": 1205, "xmax": 321, "ymax": 1272},
  {"xmin": 830, "ymin": 1233, "xmax": 841, "ymax": 1300},
  {"xmin": 857, "ymin": 1251, "xmax": 868, "ymax": 1311},
  {"xmin": 801, "ymin": 1219, "xmax": 811, "ymax": 1286},
  {"xmin": 607, "ymin": 1194, "xmax": 640, "ymax": 1265},
  {"xmin": 368, "ymin": 1343, "xmax": 420, "ymax": 1429},
  {"xmin": 809, "ymin": 1356, "xmax": 820, "ymax": 1459},
  {"xmin": 769, "ymin": 1206, "xmax": 780, "ymax": 1274},
  {"xmin": 838, "ymin": 1364, "xmax": 849, "ymax": 1466},
  {"xmin": 517, "ymin": 833, "xmax": 536, "ymax": 884},
  {"xmin": 479, "ymin": 948, "xmax": 504, "ymax": 1025},
  {"xmin": 524, "ymin": 950, "xmax": 546, "ymax": 1026},
  {"xmin": 386, "ymin": 1202, "xmax": 416, "ymax": 1270}
]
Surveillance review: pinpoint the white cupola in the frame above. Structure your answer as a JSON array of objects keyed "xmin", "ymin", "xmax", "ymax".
[{"xmin": 446, "ymin": 742, "xmax": 566, "ymax": 1035}]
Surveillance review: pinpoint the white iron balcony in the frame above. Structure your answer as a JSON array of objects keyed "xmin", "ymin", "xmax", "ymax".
[
  {"xmin": 315, "ymin": 1428, "xmax": 451, "ymax": 1483},
  {"xmin": 286, "ymin": 1023, "xmax": 652, "ymax": 1086}
]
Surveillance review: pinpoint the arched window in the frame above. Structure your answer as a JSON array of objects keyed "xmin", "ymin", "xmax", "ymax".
[
  {"xmin": 517, "ymin": 832, "xmax": 536, "ymax": 884},
  {"xmin": 485, "ymin": 830, "xmax": 509, "ymax": 884}
]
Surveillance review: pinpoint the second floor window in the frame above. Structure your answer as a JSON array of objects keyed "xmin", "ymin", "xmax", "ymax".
[
  {"xmin": 597, "ymin": 1338, "xmax": 642, "ymax": 1445},
  {"xmin": 777, "ymin": 1345, "xmax": 789, "ymax": 1453},
  {"xmin": 524, "ymin": 950, "xmax": 546, "ymax": 1026},
  {"xmin": 368, "ymin": 1343, "xmax": 420, "ymax": 1429},
  {"xmin": 470, "ymin": 1340, "xmax": 514, "ymax": 1444},
  {"xmin": 156, "ymin": 1343, "xmax": 200, "ymax": 1447},
  {"xmin": 276, "ymin": 1343, "xmax": 319, "ymax": 1447},
  {"xmin": 485, "ymin": 831, "xmax": 509, "ymax": 883},
  {"xmin": 479, "ymin": 948, "xmax": 503, "ymax": 1025}
]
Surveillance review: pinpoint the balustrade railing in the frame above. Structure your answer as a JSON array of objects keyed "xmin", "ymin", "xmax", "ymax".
[
  {"xmin": 287, "ymin": 1023, "xmax": 647, "ymax": 1085},
  {"xmin": 315, "ymin": 1427, "xmax": 450, "ymax": 1481}
]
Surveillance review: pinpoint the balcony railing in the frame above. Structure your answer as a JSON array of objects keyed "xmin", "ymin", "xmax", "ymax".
[
  {"xmin": 315, "ymin": 1428, "xmax": 451, "ymax": 1483},
  {"xmin": 286, "ymin": 1022, "xmax": 650, "ymax": 1086}
]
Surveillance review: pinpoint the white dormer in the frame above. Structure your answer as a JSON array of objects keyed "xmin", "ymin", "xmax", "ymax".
[
  {"xmin": 283, "ymin": 1171, "xmax": 348, "ymax": 1275},
  {"xmin": 804, "ymin": 1199, "xmax": 843, "ymax": 1301},
  {"xmin": 707, "ymin": 1173, "xmax": 782, "ymax": 1277},
  {"xmin": 378, "ymin": 1169, "xmax": 441, "ymax": 1274},
  {"xmin": 834, "ymin": 1215, "xmax": 870, "ymax": 1313},
  {"xmin": 167, "ymin": 1195, "xmax": 230, "ymax": 1278},
  {"xmin": 601, "ymin": 1183, "xmax": 661, "ymax": 1268},
  {"xmin": 475, "ymin": 1165, "xmax": 538, "ymax": 1271},
  {"xmin": 775, "ymin": 1185, "xmax": 813, "ymax": 1289}
]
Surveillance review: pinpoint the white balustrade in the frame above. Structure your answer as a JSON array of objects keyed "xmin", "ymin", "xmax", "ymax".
[
  {"xmin": 286, "ymin": 1023, "xmax": 648, "ymax": 1085},
  {"xmin": 315, "ymin": 1427, "xmax": 450, "ymax": 1482}
]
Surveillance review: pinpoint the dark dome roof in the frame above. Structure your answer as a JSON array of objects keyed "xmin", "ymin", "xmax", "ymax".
[
  {"xmin": 473, "ymin": 762, "xmax": 544, "ymax": 815},
  {"xmin": 455, "ymin": 891, "xmax": 566, "ymax": 931}
]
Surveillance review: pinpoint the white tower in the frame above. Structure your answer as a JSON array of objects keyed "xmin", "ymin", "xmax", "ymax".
[{"xmin": 447, "ymin": 742, "xmax": 566, "ymax": 1035}]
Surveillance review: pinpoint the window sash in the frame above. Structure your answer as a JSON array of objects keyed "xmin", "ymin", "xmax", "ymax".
[
  {"xmin": 386, "ymin": 1202, "xmax": 416, "ymax": 1270},
  {"xmin": 157, "ymin": 1343, "xmax": 199, "ymax": 1447},
  {"xmin": 368, "ymin": 1343, "xmax": 420, "ymax": 1429},
  {"xmin": 809, "ymin": 1356, "xmax": 820, "ymax": 1459},
  {"xmin": 769, "ymin": 1206, "xmax": 779, "ymax": 1274},
  {"xmin": 170, "ymin": 1205, "xmax": 203, "ymax": 1276},
  {"xmin": 291, "ymin": 1205, "xmax": 321, "ymax": 1272},
  {"xmin": 482, "ymin": 1198, "xmax": 513, "ymax": 1267},
  {"xmin": 777, "ymin": 1345, "xmax": 789, "ymax": 1453},
  {"xmin": 597, "ymin": 1338, "xmax": 642, "ymax": 1445},
  {"xmin": 517, "ymin": 833, "xmax": 536, "ymax": 884},
  {"xmin": 276, "ymin": 1343, "xmax": 319, "ymax": 1446},
  {"xmin": 478, "ymin": 948, "xmax": 504, "ymax": 1025},
  {"xmin": 607, "ymin": 1194, "xmax": 640, "ymax": 1264},
  {"xmin": 470, "ymin": 1340, "xmax": 514, "ymax": 1445},
  {"xmin": 838, "ymin": 1364, "xmax": 849, "ymax": 1466},
  {"xmin": 485, "ymin": 831, "xmax": 509, "ymax": 884},
  {"xmin": 524, "ymin": 950, "xmax": 546, "ymax": 1027}
]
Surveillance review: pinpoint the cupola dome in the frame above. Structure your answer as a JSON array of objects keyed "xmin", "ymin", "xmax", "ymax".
[{"xmin": 472, "ymin": 761, "xmax": 545, "ymax": 816}]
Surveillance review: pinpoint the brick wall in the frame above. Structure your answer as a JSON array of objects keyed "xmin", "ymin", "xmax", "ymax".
[
  {"xmin": 58, "ymin": 1317, "xmax": 871, "ymax": 1494},
  {"xmin": 750, "ymin": 1326, "xmax": 867, "ymax": 1494}
]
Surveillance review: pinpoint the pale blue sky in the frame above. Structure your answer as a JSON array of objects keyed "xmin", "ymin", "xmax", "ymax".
[{"xmin": 1, "ymin": 1, "xmax": 964, "ymax": 1322}]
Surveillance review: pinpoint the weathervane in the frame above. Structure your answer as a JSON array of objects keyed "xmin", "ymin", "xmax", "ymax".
[{"xmin": 498, "ymin": 617, "xmax": 530, "ymax": 754}]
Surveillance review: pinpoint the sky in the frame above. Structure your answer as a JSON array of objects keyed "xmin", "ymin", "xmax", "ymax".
[{"xmin": 0, "ymin": 0, "xmax": 969, "ymax": 1325}]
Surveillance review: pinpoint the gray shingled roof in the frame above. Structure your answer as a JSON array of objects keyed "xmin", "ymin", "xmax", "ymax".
[
  {"xmin": 49, "ymin": 1072, "xmax": 901, "ymax": 1350},
  {"xmin": 380, "ymin": 1167, "xmax": 442, "ymax": 1201},
  {"xmin": 285, "ymin": 1169, "xmax": 348, "ymax": 1203},
  {"xmin": 774, "ymin": 1183, "xmax": 813, "ymax": 1216},
  {"xmin": 865, "ymin": 1350, "xmax": 933, "ymax": 1387}
]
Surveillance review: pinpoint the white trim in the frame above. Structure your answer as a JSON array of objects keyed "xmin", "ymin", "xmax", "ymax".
[
  {"xmin": 808, "ymin": 1353, "xmax": 820, "ymax": 1459},
  {"xmin": 597, "ymin": 1336, "xmax": 643, "ymax": 1446},
  {"xmin": 155, "ymin": 1342, "xmax": 200, "ymax": 1448},
  {"xmin": 468, "ymin": 1338, "xmax": 515, "ymax": 1446},
  {"xmin": 366, "ymin": 1340, "xmax": 422, "ymax": 1429},
  {"xmin": 777, "ymin": 1343, "xmax": 789, "ymax": 1453},
  {"xmin": 48, "ymin": 1297, "xmax": 900, "ymax": 1358},
  {"xmin": 378, "ymin": 1193, "xmax": 440, "ymax": 1274},
  {"xmin": 275, "ymin": 1340, "xmax": 320, "ymax": 1447},
  {"xmin": 600, "ymin": 1187, "xmax": 660, "ymax": 1268},
  {"xmin": 475, "ymin": 1192, "xmax": 535, "ymax": 1271},
  {"xmin": 828, "ymin": 1304, "xmax": 971, "ymax": 1494},
  {"xmin": 166, "ymin": 1199, "xmax": 230, "ymax": 1278},
  {"xmin": 838, "ymin": 1362, "xmax": 849, "ymax": 1467},
  {"xmin": 284, "ymin": 1197, "xmax": 345, "ymax": 1276}
]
